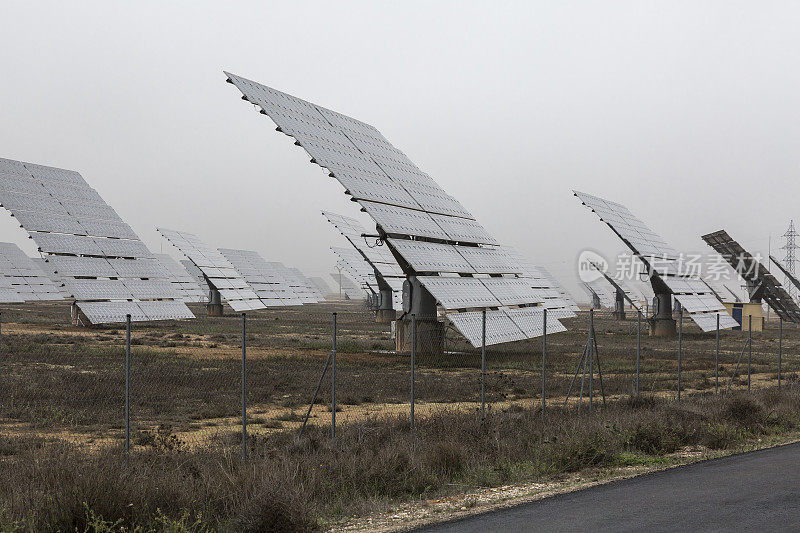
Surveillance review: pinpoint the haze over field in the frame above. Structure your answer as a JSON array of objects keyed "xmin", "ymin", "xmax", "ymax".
[{"xmin": 1, "ymin": 1, "xmax": 798, "ymax": 299}]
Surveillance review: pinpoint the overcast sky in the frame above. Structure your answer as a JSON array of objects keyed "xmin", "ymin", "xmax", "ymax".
[{"xmin": 1, "ymin": 1, "xmax": 798, "ymax": 301}]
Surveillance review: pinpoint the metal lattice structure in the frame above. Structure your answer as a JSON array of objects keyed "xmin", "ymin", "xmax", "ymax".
[{"xmin": 782, "ymin": 220, "xmax": 798, "ymax": 302}]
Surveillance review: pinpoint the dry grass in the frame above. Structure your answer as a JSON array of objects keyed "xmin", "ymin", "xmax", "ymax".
[
  {"xmin": 2, "ymin": 389, "xmax": 800, "ymax": 531},
  {"xmin": 2, "ymin": 301, "xmax": 800, "ymax": 530}
]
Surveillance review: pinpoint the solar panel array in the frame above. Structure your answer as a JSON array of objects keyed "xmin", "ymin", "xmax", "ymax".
[
  {"xmin": 323, "ymin": 210, "xmax": 405, "ymax": 308},
  {"xmin": 502, "ymin": 247, "xmax": 580, "ymax": 317},
  {"xmin": 219, "ymin": 249, "xmax": 304, "ymax": 307},
  {"xmin": 0, "ymin": 242, "xmax": 63, "ymax": 301},
  {"xmin": 181, "ymin": 259, "xmax": 211, "ymax": 296},
  {"xmin": 331, "ymin": 271, "xmax": 365, "ymax": 300},
  {"xmin": 588, "ymin": 262, "xmax": 644, "ymax": 313},
  {"xmin": 154, "ymin": 254, "xmax": 207, "ymax": 303},
  {"xmin": 226, "ymin": 72, "xmax": 560, "ymax": 346},
  {"xmin": 574, "ymin": 190, "xmax": 738, "ymax": 332},
  {"xmin": 282, "ymin": 265, "xmax": 324, "ymax": 303},
  {"xmin": 331, "ymin": 246, "xmax": 378, "ymax": 292},
  {"xmin": 157, "ymin": 228, "xmax": 265, "ymax": 312},
  {"xmin": 587, "ymin": 280, "xmax": 617, "ymax": 308},
  {"xmin": 701, "ymin": 230, "xmax": 800, "ymax": 323},
  {"xmin": 0, "ymin": 158, "xmax": 193, "ymax": 323}
]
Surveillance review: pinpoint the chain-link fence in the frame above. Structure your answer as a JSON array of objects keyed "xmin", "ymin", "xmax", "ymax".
[{"xmin": 1, "ymin": 300, "xmax": 798, "ymax": 463}]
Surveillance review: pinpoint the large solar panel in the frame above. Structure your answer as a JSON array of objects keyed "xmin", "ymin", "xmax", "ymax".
[
  {"xmin": 219, "ymin": 249, "xmax": 303, "ymax": 307},
  {"xmin": 575, "ymin": 191, "xmax": 738, "ymax": 331},
  {"xmin": 701, "ymin": 230, "xmax": 800, "ymax": 323},
  {"xmin": 226, "ymin": 72, "xmax": 555, "ymax": 347},
  {"xmin": 157, "ymin": 228, "xmax": 265, "ymax": 312},
  {"xmin": 0, "ymin": 157, "xmax": 193, "ymax": 323}
]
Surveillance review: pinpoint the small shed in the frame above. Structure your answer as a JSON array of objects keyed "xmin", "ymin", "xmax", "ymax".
[{"xmin": 723, "ymin": 302, "xmax": 764, "ymax": 332}]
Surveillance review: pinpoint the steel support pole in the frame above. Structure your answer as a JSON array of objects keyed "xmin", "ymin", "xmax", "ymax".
[
  {"xmin": 677, "ymin": 307, "xmax": 683, "ymax": 401},
  {"xmin": 779, "ymin": 317, "xmax": 783, "ymax": 389},
  {"xmin": 715, "ymin": 313, "xmax": 720, "ymax": 396},
  {"xmin": 481, "ymin": 308, "xmax": 486, "ymax": 420},
  {"xmin": 241, "ymin": 313, "xmax": 247, "ymax": 460},
  {"xmin": 411, "ymin": 313, "xmax": 416, "ymax": 429},
  {"xmin": 542, "ymin": 309, "xmax": 547, "ymax": 419},
  {"xmin": 747, "ymin": 315, "xmax": 752, "ymax": 393},
  {"xmin": 332, "ymin": 312, "xmax": 337, "ymax": 440},
  {"xmin": 125, "ymin": 314, "xmax": 131, "ymax": 468},
  {"xmin": 589, "ymin": 309, "xmax": 594, "ymax": 413},
  {"xmin": 636, "ymin": 310, "xmax": 641, "ymax": 397}
]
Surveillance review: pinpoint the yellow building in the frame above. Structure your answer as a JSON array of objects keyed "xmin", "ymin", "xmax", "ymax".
[{"xmin": 722, "ymin": 302, "xmax": 764, "ymax": 332}]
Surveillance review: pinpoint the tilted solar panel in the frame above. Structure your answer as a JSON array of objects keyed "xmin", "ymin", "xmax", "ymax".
[
  {"xmin": 0, "ymin": 157, "xmax": 193, "ymax": 323},
  {"xmin": 575, "ymin": 191, "xmax": 738, "ymax": 331},
  {"xmin": 226, "ymin": 72, "xmax": 559, "ymax": 347},
  {"xmin": 158, "ymin": 229, "xmax": 266, "ymax": 311},
  {"xmin": 702, "ymin": 230, "xmax": 800, "ymax": 323}
]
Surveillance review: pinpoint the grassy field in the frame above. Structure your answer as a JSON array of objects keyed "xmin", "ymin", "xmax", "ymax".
[{"xmin": 1, "ymin": 300, "xmax": 799, "ymax": 530}]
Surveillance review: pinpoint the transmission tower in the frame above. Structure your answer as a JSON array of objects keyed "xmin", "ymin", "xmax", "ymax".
[{"xmin": 782, "ymin": 220, "xmax": 799, "ymax": 301}]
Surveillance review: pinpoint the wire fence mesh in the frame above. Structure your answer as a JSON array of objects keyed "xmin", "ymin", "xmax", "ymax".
[{"xmin": 1, "ymin": 300, "xmax": 799, "ymax": 463}]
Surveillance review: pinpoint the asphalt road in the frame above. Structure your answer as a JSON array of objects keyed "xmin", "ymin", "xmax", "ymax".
[{"xmin": 419, "ymin": 442, "xmax": 800, "ymax": 532}]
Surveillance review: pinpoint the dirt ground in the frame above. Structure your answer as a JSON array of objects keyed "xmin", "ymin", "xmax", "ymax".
[{"xmin": 1, "ymin": 300, "xmax": 797, "ymax": 450}]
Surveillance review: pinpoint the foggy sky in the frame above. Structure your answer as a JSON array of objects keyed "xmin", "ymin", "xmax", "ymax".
[{"xmin": 1, "ymin": 1, "xmax": 799, "ymax": 301}]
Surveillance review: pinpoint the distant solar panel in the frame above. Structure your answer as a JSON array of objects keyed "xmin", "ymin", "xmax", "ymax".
[
  {"xmin": 0, "ymin": 158, "xmax": 193, "ymax": 323},
  {"xmin": 575, "ymin": 191, "xmax": 738, "ymax": 331},
  {"xmin": 330, "ymin": 271, "xmax": 364, "ymax": 300},
  {"xmin": 157, "ymin": 229, "xmax": 265, "ymax": 312},
  {"xmin": 226, "ymin": 72, "xmax": 558, "ymax": 347},
  {"xmin": 219, "ymin": 249, "xmax": 303, "ymax": 307},
  {"xmin": 588, "ymin": 262, "xmax": 643, "ymax": 313},
  {"xmin": 701, "ymin": 230, "xmax": 800, "ymax": 323},
  {"xmin": 331, "ymin": 246, "xmax": 378, "ymax": 292},
  {"xmin": 154, "ymin": 254, "xmax": 207, "ymax": 303}
]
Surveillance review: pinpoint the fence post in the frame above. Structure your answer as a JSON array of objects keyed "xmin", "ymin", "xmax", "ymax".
[
  {"xmin": 481, "ymin": 308, "xmax": 486, "ymax": 420},
  {"xmin": 677, "ymin": 307, "xmax": 683, "ymax": 401},
  {"xmin": 541, "ymin": 308, "xmax": 547, "ymax": 420},
  {"xmin": 636, "ymin": 310, "xmax": 641, "ymax": 397},
  {"xmin": 411, "ymin": 313, "xmax": 416, "ymax": 429},
  {"xmin": 241, "ymin": 313, "xmax": 247, "ymax": 460},
  {"xmin": 125, "ymin": 314, "xmax": 131, "ymax": 468},
  {"xmin": 332, "ymin": 312, "xmax": 337, "ymax": 440},
  {"xmin": 779, "ymin": 317, "xmax": 783, "ymax": 389},
  {"xmin": 747, "ymin": 314, "xmax": 752, "ymax": 393},
  {"xmin": 715, "ymin": 313, "xmax": 720, "ymax": 396}
]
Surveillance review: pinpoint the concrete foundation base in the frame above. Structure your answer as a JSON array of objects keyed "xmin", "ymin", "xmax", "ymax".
[
  {"xmin": 206, "ymin": 303, "xmax": 224, "ymax": 317},
  {"xmin": 395, "ymin": 318, "xmax": 444, "ymax": 356},
  {"xmin": 650, "ymin": 318, "xmax": 677, "ymax": 337},
  {"xmin": 375, "ymin": 308, "xmax": 397, "ymax": 324},
  {"xmin": 612, "ymin": 311, "xmax": 626, "ymax": 321}
]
